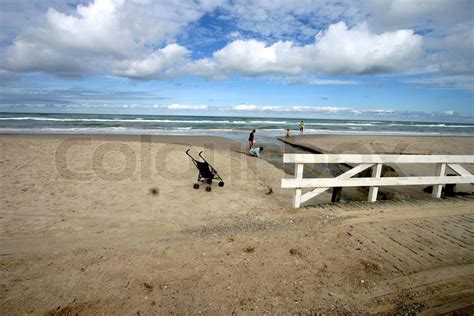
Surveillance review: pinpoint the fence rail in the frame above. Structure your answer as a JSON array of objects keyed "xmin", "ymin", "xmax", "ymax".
[{"xmin": 281, "ymin": 154, "xmax": 474, "ymax": 208}]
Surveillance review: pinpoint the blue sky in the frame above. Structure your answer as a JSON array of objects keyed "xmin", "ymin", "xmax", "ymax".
[{"xmin": 0, "ymin": 0, "xmax": 473, "ymax": 122}]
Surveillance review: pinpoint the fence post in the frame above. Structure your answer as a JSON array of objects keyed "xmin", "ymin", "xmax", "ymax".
[
  {"xmin": 432, "ymin": 163, "xmax": 446, "ymax": 198},
  {"xmin": 292, "ymin": 163, "xmax": 304, "ymax": 208},
  {"xmin": 368, "ymin": 163, "xmax": 382, "ymax": 202}
]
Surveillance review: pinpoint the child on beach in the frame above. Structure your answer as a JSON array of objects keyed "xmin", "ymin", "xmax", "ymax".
[
  {"xmin": 249, "ymin": 147, "xmax": 263, "ymax": 157},
  {"xmin": 285, "ymin": 128, "xmax": 292, "ymax": 137},
  {"xmin": 248, "ymin": 129, "xmax": 256, "ymax": 148}
]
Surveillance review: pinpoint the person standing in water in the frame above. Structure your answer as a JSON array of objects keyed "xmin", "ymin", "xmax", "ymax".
[
  {"xmin": 248, "ymin": 129, "xmax": 256, "ymax": 148},
  {"xmin": 299, "ymin": 120, "xmax": 304, "ymax": 133}
]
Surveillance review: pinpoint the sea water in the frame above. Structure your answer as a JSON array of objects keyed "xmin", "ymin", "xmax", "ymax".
[{"xmin": 1, "ymin": 112, "xmax": 473, "ymax": 139}]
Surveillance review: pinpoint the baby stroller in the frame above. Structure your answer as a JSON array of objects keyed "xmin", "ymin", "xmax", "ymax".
[{"xmin": 186, "ymin": 149, "xmax": 224, "ymax": 192}]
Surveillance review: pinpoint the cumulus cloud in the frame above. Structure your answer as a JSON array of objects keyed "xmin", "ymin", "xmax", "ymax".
[
  {"xmin": 368, "ymin": 0, "xmax": 474, "ymax": 89},
  {"xmin": 309, "ymin": 22, "xmax": 423, "ymax": 74},
  {"xmin": 206, "ymin": 22, "xmax": 423, "ymax": 76},
  {"xmin": 178, "ymin": 58, "xmax": 220, "ymax": 79},
  {"xmin": 0, "ymin": 0, "xmax": 472, "ymax": 92},
  {"xmin": 18, "ymin": 18, "xmax": 419, "ymax": 79},
  {"xmin": 2, "ymin": 0, "xmax": 217, "ymax": 77},
  {"xmin": 0, "ymin": 0, "xmax": 84, "ymax": 43},
  {"xmin": 213, "ymin": 40, "xmax": 301, "ymax": 76},
  {"xmin": 4, "ymin": 0, "xmax": 134, "ymax": 76},
  {"xmin": 111, "ymin": 44, "xmax": 190, "ymax": 79}
]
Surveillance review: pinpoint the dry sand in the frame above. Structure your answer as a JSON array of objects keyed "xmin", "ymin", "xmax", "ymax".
[{"xmin": 0, "ymin": 134, "xmax": 473, "ymax": 314}]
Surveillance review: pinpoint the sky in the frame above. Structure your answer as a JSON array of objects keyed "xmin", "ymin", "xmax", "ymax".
[{"xmin": 0, "ymin": 0, "xmax": 473, "ymax": 122}]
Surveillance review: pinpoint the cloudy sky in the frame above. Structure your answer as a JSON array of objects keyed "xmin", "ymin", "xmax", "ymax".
[{"xmin": 0, "ymin": 0, "xmax": 473, "ymax": 121}]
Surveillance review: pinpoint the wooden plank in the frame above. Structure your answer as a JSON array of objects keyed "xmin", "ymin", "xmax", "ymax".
[
  {"xmin": 432, "ymin": 163, "xmax": 446, "ymax": 198},
  {"xmin": 447, "ymin": 163, "xmax": 472, "ymax": 177},
  {"xmin": 281, "ymin": 175, "xmax": 474, "ymax": 189},
  {"xmin": 292, "ymin": 163, "xmax": 304, "ymax": 208},
  {"xmin": 368, "ymin": 163, "xmax": 382, "ymax": 202},
  {"xmin": 283, "ymin": 154, "xmax": 474, "ymax": 164},
  {"xmin": 300, "ymin": 163, "xmax": 374, "ymax": 204}
]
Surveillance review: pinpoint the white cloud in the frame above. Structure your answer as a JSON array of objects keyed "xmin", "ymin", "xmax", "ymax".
[
  {"xmin": 234, "ymin": 104, "xmax": 259, "ymax": 111},
  {"xmin": 208, "ymin": 22, "xmax": 422, "ymax": 76},
  {"xmin": 234, "ymin": 104, "xmax": 281, "ymax": 111},
  {"xmin": 311, "ymin": 22, "xmax": 423, "ymax": 74},
  {"xmin": 4, "ymin": 0, "xmax": 137, "ymax": 76},
  {"xmin": 111, "ymin": 44, "xmax": 190, "ymax": 79},
  {"xmin": 213, "ymin": 40, "xmax": 301, "ymax": 76},
  {"xmin": 44, "ymin": 0, "xmax": 137, "ymax": 56},
  {"xmin": 167, "ymin": 104, "xmax": 208, "ymax": 110},
  {"xmin": 0, "ymin": 0, "xmax": 472, "ymax": 92},
  {"xmin": 1, "ymin": 0, "xmax": 424, "ymax": 79},
  {"xmin": 179, "ymin": 58, "xmax": 220, "ymax": 79},
  {"xmin": 291, "ymin": 106, "xmax": 352, "ymax": 113},
  {"xmin": 368, "ymin": 0, "xmax": 474, "ymax": 88},
  {"xmin": 233, "ymin": 104, "xmax": 352, "ymax": 113},
  {"xmin": 94, "ymin": 21, "xmax": 423, "ymax": 80},
  {"xmin": 2, "ymin": 0, "xmax": 217, "ymax": 76}
]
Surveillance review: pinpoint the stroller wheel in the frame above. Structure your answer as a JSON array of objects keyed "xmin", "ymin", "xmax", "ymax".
[
  {"xmin": 193, "ymin": 183, "xmax": 200, "ymax": 189},
  {"xmin": 218, "ymin": 181, "xmax": 224, "ymax": 187},
  {"xmin": 205, "ymin": 186, "xmax": 212, "ymax": 192}
]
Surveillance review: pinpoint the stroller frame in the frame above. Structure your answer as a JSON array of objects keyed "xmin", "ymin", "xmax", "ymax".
[{"xmin": 186, "ymin": 149, "xmax": 224, "ymax": 192}]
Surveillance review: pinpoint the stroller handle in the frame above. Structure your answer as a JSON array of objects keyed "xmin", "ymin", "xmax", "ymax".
[
  {"xmin": 186, "ymin": 149, "xmax": 209, "ymax": 164},
  {"xmin": 185, "ymin": 149, "xmax": 194, "ymax": 159}
]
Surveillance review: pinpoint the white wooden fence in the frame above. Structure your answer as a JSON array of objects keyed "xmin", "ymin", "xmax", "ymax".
[{"xmin": 281, "ymin": 154, "xmax": 474, "ymax": 208}]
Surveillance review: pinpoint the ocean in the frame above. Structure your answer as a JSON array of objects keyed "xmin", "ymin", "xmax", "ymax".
[{"xmin": 0, "ymin": 112, "xmax": 473, "ymax": 141}]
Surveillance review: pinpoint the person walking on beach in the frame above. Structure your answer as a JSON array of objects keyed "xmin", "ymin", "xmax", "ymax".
[
  {"xmin": 299, "ymin": 120, "xmax": 304, "ymax": 133},
  {"xmin": 248, "ymin": 129, "xmax": 256, "ymax": 148}
]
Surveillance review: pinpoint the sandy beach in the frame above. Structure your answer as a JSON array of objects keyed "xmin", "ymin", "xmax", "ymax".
[{"xmin": 1, "ymin": 134, "xmax": 473, "ymax": 314}]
